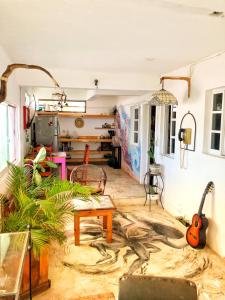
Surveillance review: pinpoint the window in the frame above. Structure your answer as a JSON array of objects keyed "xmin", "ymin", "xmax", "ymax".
[
  {"xmin": 0, "ymin": 104, "xmax": 18, "ymax": 172},
  {"xmin": 37, "ymin": 99, "xmax": 86, "ymax": 112},
  {"xmin": 208, "ymin": 90, "xmax": 224, "ymax": 155},
  {"xmin": 164, "ymin": 105, "xmax": 177, "ymax": 155},
  {"xmin": 131, "ymin": 106, "xmax": 139, "ymax": 144}
]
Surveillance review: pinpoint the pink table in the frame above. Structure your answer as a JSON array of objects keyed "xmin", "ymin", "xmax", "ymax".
[{"xmin": 47, "ymin": 155, "xmax": 66, "ymax": 180}]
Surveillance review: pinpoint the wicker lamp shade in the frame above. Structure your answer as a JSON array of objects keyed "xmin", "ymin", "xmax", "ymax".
[{"xmin": 150, "ymin": 88, "xmax": 178, "ymax": 106}]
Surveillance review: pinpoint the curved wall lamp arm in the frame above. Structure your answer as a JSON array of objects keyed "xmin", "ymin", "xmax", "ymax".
[
  {"xmin": 0, "ymin": 63, "xmax": 60, "ymax": 103},
  {"xmin": 160, "ymin": 76, "xmax": 191, "ymax": 98}
]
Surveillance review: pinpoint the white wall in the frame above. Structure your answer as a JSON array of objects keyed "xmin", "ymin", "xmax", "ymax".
[
  {"xmin": 0, "ymin": 46, "xmax": 21, "ymax": 194},
  {"xmin": 116, "ymin": 53, "xmax": 225, "ymax": 257},
  {"xmin": 155, "ymin": 55, "xmax": 225, "ymax": 257}
]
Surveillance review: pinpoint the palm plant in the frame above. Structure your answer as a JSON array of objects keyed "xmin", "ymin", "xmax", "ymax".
[{"xmin": 0, "ymin": 163, "xmax": 91, "ymax": 256}]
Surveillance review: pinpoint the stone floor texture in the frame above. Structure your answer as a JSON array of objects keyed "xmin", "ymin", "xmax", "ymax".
[{"xmin": 34, "ymin": 167, "xmax": 225, "ymax": 300}]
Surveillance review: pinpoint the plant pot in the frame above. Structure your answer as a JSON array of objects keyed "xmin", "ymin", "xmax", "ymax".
[
  {"xmin": 20, "ymin": 247, "xmax": 50, "ymax": 299},
  {"xmin": 149, "ymin": 164, "xmax": 161, "ymax": 175}
]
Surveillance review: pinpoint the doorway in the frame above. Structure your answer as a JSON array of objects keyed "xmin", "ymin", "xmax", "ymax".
[
  {"xmin": 139, "ymin": 104, "xmax": 157, "ymax": 184},
  {"xmin": 149, "ymin": 105, "xmax": 156, "ymax": 164}
]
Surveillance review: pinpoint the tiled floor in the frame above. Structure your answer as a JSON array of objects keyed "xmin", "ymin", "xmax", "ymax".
[{"xmin": 104, "ymin": 166, "xmax": 145, "ymax": 200}]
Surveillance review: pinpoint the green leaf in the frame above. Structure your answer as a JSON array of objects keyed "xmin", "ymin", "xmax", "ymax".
[
  {"xmin": 34, "ymin": 170, "xmax": 42, "ymax": 185},
  {"xmin": 36, "ymin": 164, "xmax": 46, "ymax": 172},
  {"xmin": 45, "ymin": 161, "xmax": 57, "ymax": 168},
  {"xmin": 33, "ymin": 147, "xmax": 46, "ymax": 163}
]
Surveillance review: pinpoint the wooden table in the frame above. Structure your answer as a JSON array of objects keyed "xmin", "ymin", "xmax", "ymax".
[{"xmin": 72, "ymin": 195, "xmax": 116, "ymax": 246}]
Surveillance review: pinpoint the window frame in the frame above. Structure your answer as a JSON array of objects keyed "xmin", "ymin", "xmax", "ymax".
[
  {"xmin": 0, "ymin": 103, "xmax": 19, "ymax": 175},
  {"xmin": 131, "ymin": 105, "xmax": 140, "ymax": 145},
  {"xmin": 208, "ymin": 89, "xmax": 225, "ymax": 156},
  {"xmin": 163, "ymin": 105, "xmax": 177, "ymax": 157}
]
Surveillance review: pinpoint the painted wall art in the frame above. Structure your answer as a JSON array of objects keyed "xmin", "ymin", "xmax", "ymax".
[{"xmin": 115, "ymin": 105, "xmax": 141, "ymax": 180}]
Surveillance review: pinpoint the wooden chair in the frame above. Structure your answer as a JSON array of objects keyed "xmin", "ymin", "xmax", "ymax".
[
  {"xmin": 83, "ymin": 144, "xmax": 90, "ymax": 164},
  {"xmin": 70, "ymin": 164, "xmax": 107, "ymax": 195},
  {"xmin": 67, "ymin": 144, "xmax": 90, "ymax": 180}
]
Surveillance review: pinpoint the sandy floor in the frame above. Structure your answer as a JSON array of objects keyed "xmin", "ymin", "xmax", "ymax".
[{"xmin": 34, "ymin": 167, "xmax": 225, "ymax": 300}]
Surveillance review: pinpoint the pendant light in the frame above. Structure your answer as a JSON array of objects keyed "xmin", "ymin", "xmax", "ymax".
[
  {"xmin": 150, "ymin": 76, "xmax": 191, "ymax": 106},
  {"xmin": 150, "ymin": 79, "xmax": 178, "ymax": 106}
]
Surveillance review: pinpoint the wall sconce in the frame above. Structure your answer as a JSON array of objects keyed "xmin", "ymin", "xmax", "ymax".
[
  {"xmin": 0, "ymin": 63, "xmax": 60, "ymax": 103},
  {"xmin": 150, "ymin": 76, "xmax": 191, "ymax": 106}
]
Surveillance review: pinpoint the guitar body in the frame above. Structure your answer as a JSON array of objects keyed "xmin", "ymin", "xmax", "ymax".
[
  {"xmin": 186, "ymin": 214, "xmax": 208, "ymax": 249},
  {"xmin": 186, "ymin": 181, "xmax": 214, "ymax": 249}
]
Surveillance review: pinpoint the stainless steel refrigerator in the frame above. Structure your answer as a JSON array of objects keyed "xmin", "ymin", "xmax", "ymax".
[{"xmin": 33, "ymin": 116, "xmax": 59, "ymax": 151}]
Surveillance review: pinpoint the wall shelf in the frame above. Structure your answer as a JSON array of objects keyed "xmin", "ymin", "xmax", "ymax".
[
  {"xmin": 37, "ymin": 112, "xmax": 115, "ymax": 119},
  {"xmin": 66, "ymin": 158, "xmax": 109, "ymax": 163},
  {"xmin": 37, "ymin": 111, "xmax": 58, "ymax": 116},
  {"xmin": 66, "ymin": 150, "xmax": 112, "ymax": 154},
  {"xmin": 59, "ymin": 138, "xmax": 112, "ymax": 143},
  {"xmin": 59, "ymin": 113, "xmax": 115, "ymax": 119}
]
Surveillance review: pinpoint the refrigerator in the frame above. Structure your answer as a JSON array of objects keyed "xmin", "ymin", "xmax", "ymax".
[{"xmin": 33, "ymin": 116, "xmax": 59, "ymax": 151}]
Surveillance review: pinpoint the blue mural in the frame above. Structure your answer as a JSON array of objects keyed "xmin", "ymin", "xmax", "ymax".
[{"xmin": 117, "ymin": 106, "xmax": 141, "ymax": 179}]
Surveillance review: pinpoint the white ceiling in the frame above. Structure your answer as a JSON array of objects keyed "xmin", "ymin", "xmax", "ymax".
[
  {"xmin": 23, "ymin": 87, "xmax": 147, "ymax": 100},
  {"xmin": 1, "ymin": 0, "xmax": 225, "ymax": 75}
]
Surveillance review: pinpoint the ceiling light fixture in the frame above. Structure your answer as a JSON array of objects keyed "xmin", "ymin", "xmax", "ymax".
[
  {"xmin": 52, "ymin": 89, "xmax": 68, "ymax": 110},
  {"xmin": 150, "ymin": 76, "xmax": 191, "ymax": 106}
]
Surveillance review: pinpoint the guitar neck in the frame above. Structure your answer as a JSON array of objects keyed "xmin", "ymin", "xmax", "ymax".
[
  {"xmin": 197, "ymin": 181, "xmax": 214, "ymax": 216},
  {"xmin": 198, "ymin": 197, "xmax": 206, "ymax": 216}
]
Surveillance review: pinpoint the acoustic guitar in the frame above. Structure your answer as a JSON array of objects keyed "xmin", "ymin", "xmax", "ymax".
[{"xmin": 186, "ymin": 181, "xmax": 214, "ymax": 249}]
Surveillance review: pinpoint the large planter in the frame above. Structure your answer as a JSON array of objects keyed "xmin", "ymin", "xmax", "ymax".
[{"xmin": 20, "ymin": 247, "xmax": 50, "ymax": 299}]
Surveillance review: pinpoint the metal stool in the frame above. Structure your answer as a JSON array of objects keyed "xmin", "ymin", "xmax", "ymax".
[{"xmin": 143, "ymin": 170, "xmax": 164, "ymax": 210}]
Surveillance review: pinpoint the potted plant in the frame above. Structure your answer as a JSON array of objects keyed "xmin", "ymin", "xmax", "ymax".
[
  {"xmin": 147, "ymin": 142, "xmax": 162, "ymax": 175},
  {"xmin": 146, "ymin": 142, "xmax": 162, "ymax": 203},
  {"xmin": 0, "ymin": 149, "xmax": 91, "ymax": 297}
]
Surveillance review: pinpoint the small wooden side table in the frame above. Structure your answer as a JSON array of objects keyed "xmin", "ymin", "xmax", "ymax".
[{"xmin": 72, "ymin": 195, "xmax": 116, "ymax": 246}]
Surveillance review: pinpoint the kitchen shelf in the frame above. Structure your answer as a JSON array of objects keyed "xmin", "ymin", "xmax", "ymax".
[
  {"xmin": 59, "ymin": 138, "xmax": 112, "ymax": 143},
  {"xmin": 66, "ymin": 158, "xmax": 109, "ymax": 163},
  {"xmin": 37, "ymin": 112, "xmax": 115, "ymax": 118},
  {"xmin": 66, "ymin": 150, "xmax": 112, "ymax": 154},
  {"xmin": 59, "ymin": 113, "xmax": 115, "ymax": 118},
  {"xmin": 37, "ymin": 111, "xmax": 58, "ymax": 116}
]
